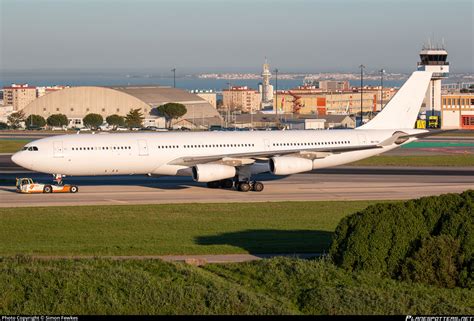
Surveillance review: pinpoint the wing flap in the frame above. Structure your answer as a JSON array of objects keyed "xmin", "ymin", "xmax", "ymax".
[{"xmin": 168, "ymin": 144, "xmax": 381, "ymax": 166}]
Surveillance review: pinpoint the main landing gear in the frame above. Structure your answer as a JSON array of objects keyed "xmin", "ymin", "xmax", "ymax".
[
  {"xmin": 206, "ymin": 179, "xmax": 264, "ymax": 192},
  {"xmin": 205, "ymin": 166, "xmax": 264, "ymax": 192}
]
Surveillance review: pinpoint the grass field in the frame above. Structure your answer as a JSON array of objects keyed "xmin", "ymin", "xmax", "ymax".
[
  {"xmin": 0, "ymin": 139, "xmax": 30, "ymax": 153},
  {"xmin": 0, "ymin": 201, "xmax": 377, "ymax": 256},
  {"xmin": 1, "ymin": 257, "xmax": 472, "ymax": 315},
  {"xmin": 349, "ymin": 154, "xmax": 474, "ymax": 167},
  {"xmin": 437, "ymin": 131, "xmax": 474, "ymax": 137}
]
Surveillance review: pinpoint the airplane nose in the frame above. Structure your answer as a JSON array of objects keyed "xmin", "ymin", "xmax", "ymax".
[{"xmin": 11, "ymin": 152, "xmax": 25, "ymax": 167}]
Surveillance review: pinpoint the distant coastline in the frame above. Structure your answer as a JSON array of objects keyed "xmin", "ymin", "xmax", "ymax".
[{"xmin": 1, "ymin": 70, "xmax": 472, "ymax": 91}]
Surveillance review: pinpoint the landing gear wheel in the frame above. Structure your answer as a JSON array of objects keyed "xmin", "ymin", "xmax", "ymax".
[
  {"xmin": 252, "ymin": 181, "xmax": 264, "ymax": 192},
  {"xmin": 237, "ymin": 182, "xmax": 251, "ymax": 192},
  {"xmin": 70, "ymin": 185, "xmax": 78, "ymax": 193},
  {"xmin": 43, "ymin": 185, "xmax": 52, "ymax": 193}
]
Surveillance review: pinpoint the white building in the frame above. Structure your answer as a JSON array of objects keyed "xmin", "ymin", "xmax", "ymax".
[{"xmin": 260, "ymin": 58, "xmax": 274, "ymax": 108}]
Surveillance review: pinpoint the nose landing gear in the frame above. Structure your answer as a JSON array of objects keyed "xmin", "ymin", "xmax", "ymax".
[{"xmin": 53, "ymin": 174, "xmax": 65, "ymax": 185}]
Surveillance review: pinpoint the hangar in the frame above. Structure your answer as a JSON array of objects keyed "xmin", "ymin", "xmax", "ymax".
[{"xmin": 21, "ymin": 86, "xmax": 222, "ymax": 129}]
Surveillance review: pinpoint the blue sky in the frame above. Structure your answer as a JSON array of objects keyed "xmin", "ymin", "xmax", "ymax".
[{"xmin": 1, "ymin": 0, "xmax": 472, "ymax": 73}]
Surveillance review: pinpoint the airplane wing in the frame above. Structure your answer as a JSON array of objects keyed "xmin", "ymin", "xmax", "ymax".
[
  {"xmin": 168, "ymin": 129, "xmax": 456, "ymax": 167},
  {"xmin": 167, "ymin": 144, "xmax": 382, "ymax": 166}
]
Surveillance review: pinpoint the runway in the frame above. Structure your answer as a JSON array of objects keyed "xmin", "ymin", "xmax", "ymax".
[{"xmin": 1, "ymin": 166, "xmax": 472, "ymax": 207}]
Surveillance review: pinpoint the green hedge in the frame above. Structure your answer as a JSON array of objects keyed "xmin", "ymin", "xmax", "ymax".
[{"xmin": 330, "ymin": 190, "xmax": 473, "ymax": 289}]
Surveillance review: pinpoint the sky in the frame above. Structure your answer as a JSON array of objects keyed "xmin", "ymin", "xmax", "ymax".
[{"xmin": 0, "ymin": 0, "xmax": 473, "ymax": 73}]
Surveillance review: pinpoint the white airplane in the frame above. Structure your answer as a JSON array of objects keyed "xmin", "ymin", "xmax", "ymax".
[{"xmin": 12, "ymin": 71, "xmax": 435, "ymax": 192}]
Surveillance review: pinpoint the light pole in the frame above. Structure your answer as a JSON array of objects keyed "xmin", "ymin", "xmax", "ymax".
[
  {"xmin": 359, "ymin": 64, "xmax": 365, "ymax": 126},
  {"xmin": 226, "ymin": 81, "xmax": 231, "ymax": 128},
  {"xmin": 274, "ymin": 68, "xmax": 279, "ymax": 123},
  {"xmin": 379, "ymin": 69, "xmax": 385, "ymax": 109},
  {"xmin": 171, "ymin": 68, "xmax": 176, "ymax": 88}
]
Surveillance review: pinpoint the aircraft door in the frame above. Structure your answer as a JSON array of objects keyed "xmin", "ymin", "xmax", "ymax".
[
  {"xmin": 53, "ymin": 141, "xmax": 64, "ymax": 158},
  {"xmin": 263, "ymin": 139, "xmax": 271, "ymax": 151},
  {"xmin": 357, "ymin": 134, "xmax": 367, "ymax": 145},
  {"xmin": 138, "ymin": 139, "xmax": 149, "ymax": 156}
]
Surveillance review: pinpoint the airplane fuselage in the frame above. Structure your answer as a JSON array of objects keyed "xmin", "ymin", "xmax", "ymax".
[{"xmin": 12, "ymin": 128, "xmax": 420, "ymax": 177}]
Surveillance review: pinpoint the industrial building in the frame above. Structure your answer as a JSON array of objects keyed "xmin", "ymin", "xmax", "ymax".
[
  {"xmin": 441, "ymin": 93, "xmax": 474, "ymax": 130},
  {"xmin": 231, "ymin": 113, "xmax": 355, "ymax": 129},
  {"xmin": 317, "ymin": 80, "xmax": 350, "ymax": 92},
  {"xmin": 20, "ymin": 86, "xmax": 222, "ymax": 129},
  {"xmin": 274, "ymin": 90, "xmax": 380, "ymax": 115}
]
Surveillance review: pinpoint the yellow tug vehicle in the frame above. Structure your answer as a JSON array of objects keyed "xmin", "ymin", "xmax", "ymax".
[{"xmin": 15, "ymin": 178, "xmax": 78, "ymax": 194}]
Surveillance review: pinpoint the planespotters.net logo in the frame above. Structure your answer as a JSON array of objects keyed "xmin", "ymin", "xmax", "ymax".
[{"xmin": 406, "ymin": 316, "xmax": 474, "ymax": 321}]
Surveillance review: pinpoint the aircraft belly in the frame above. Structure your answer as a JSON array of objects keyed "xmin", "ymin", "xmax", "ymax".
[{"xmin": 44, "ymin": 154, "xmax": 158, "ymax": 176}]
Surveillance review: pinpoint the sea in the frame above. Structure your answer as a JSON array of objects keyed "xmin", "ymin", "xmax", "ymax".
[{"xmin": 0, "ymin": 71, "xmax": 405, "ymax": 91}]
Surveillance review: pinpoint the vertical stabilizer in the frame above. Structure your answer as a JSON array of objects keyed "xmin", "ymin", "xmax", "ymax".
[{"xmin": 358, "ymin": 71, "xmax": 432, "ymax": 130}]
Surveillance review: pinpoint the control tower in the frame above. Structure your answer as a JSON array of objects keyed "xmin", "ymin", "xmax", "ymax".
[
  {"xmin": 417, "ymin": 44, "xmax": 449, "ymax": 117},
  {"xmin": 261, "ymin": 58, "xmax": 274, "ymax": 108}
]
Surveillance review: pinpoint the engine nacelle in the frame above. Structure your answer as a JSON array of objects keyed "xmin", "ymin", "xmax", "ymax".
[
  {"xmin": 269, "ymin": 156, "xmax": 313, "ymax": 175},
  {"xmin": 192, "ymin": 164, "xmax": 236, "ymax": 182}
]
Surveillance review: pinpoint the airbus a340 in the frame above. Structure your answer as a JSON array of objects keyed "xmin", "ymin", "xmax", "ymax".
[{"xmin": 12, "ymin": 71, "xmax": 435, "ymax": 192}]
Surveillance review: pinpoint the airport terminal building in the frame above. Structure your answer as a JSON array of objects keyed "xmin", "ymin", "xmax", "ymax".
[{"xmin": 20, "ymin": 86, "xmax": 222, "ymax": 129}]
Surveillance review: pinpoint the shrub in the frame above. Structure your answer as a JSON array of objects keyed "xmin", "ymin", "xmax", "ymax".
[
  {"xmin": 25, "ymin": 115, "xmax": 46, "ymax": 129},
  {"xmin": 47, "ymin": 114, "xmax": 68, "ymax": 127},
  {"xmin": 83, "ymin": 113, "xmax": 103, "ymax": 129},
  {"xmin": 106, "ymin": 114, "xmax": 125, "ymax": 129},
  {"xmin": 7, "ymin": 111, "xmax": 26, "ymax": 129},
  {"xmin": 401, "ymin": 235, "xmax": 461, "ymax": 288},
  {"xmin": 330, "ymin": 190, "xmax": 474, "ymax": 288}
]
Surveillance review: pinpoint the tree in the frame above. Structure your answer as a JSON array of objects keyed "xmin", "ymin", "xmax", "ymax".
[
  {"xmin": 156, "ymin": 103, "xmax": 187, "ymax": 129},
  {"xmin": 47, "ymin": 114, "xmax": 68, "ymax": 128},
  {"xmin": 7, "ymin": 110, "xmax": 26, "ymax": 129},
  {"xmin": 83, "ymin": 113, "xmax": 103, "ymax": 130},
  {"xmin": 106, "ymin": 114, "xmax": 125, "ymax": 129},
  {"xmin": 0, "ymin": 122, "xmax": 8, "ymax": 130},
  {"xmin": 25, "ymin": 115, "xmax": 46, "ymax": 129},
  {"xmin": 125, "ymin": 108, "xmax": 144, "ymax": 128}
]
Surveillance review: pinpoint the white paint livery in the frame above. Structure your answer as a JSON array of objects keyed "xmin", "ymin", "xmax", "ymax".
[{"xmin": 12, "ymin": 71, "xmax": 434, "ymax": 189}]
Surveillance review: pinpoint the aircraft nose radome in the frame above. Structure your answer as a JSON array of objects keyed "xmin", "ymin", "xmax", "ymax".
[{"xmin": 11, "ymin": 152, "xmax": 25, "ymax": 167}]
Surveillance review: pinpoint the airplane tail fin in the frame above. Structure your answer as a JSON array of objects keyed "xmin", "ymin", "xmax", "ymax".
[{"xmin": 358, "ymin": 71, "xmax": 432, "ymax": 130}]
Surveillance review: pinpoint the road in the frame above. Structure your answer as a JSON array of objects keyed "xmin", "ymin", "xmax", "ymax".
[{"xmin": 1, "ymin": 166, "xmax": 472, "ymax": 207}]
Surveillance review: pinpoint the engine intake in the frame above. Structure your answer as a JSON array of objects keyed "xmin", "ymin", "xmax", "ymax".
[
  {"xmin": 192, "ymin": 164, "xmax": 236, "ymax": 182},
  {"xmin": 269, "ymin": 156, "xmax": 313, "ymax": 175}
]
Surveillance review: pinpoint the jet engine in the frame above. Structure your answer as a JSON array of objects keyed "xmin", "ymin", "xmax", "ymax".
[
  {"xmin": 192, "ymin": 164, "xmax": 236, "ymax": 182},
  {"xmin": 269, "ymin": 156, "xmax": 313, "ymax": 175}
]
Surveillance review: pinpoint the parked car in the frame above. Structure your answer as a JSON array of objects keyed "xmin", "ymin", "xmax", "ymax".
[
  {"xmin": 142, "ymin": 126, "xmax": 159, "ymax": 131},
  {"xmin": 51, "ymin": 126, "xmax": 67, "ymax": 131},
  {"xmin": 115, "ymin": 127, "xmax": 128, "ymax": 131}
]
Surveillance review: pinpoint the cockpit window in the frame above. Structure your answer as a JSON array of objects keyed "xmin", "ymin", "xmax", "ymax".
[{"xmin": 25, "ymin": 146, "xmax": 39, "ymax": 151}]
